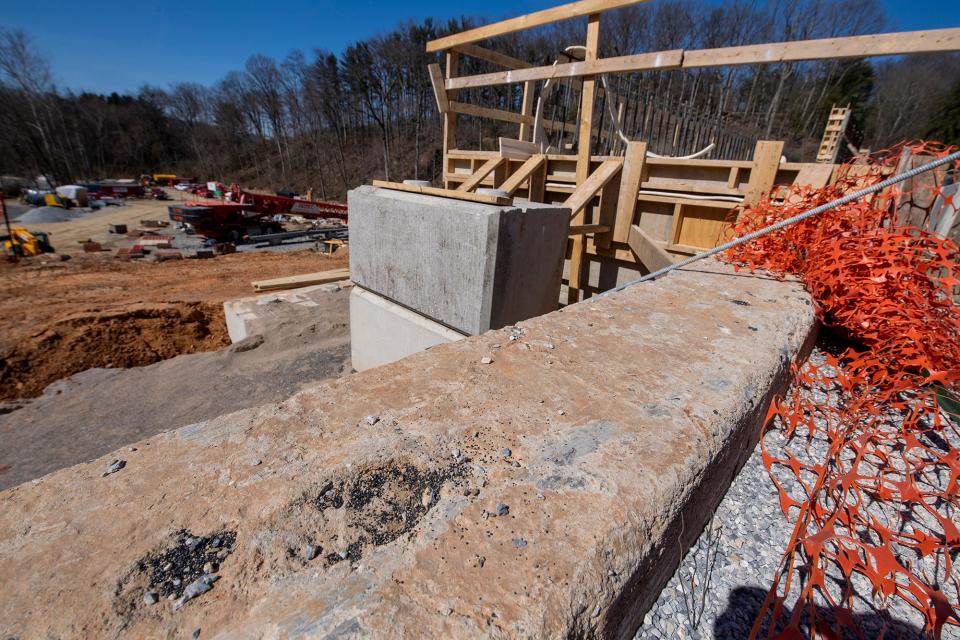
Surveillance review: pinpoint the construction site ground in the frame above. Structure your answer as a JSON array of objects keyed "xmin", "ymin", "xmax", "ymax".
[
  {"xmin": 0, "ymin": 243, "xmax": 352, "ymax": 490},
  {"xmin": 5, "ymin": 191, "xmax": 196, "ymax": 251}
]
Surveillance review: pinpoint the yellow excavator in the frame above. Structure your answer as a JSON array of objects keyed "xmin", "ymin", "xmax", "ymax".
[{"xmin": 2, "ymin": 227, "xmax": 55, "ymax": 257}]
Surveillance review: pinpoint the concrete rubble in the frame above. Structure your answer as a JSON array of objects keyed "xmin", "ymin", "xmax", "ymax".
[{"xmin": 0, "ymin": 259, "xmax": 816, "ymax": 639}]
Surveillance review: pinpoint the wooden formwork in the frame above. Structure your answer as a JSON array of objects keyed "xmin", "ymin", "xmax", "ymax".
[{"xmin": 409, "ymin": 0, "xmax": 960, "ymax": 302}]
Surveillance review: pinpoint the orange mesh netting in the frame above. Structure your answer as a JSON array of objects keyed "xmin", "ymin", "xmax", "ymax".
[{"xmin": 721, "ymin": 142, "xmax": 960, "ymax": 639}]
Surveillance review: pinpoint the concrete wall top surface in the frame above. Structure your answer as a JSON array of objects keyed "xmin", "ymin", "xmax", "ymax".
[
  {"xmin": 348, "ymin": 186, "xmax": 570, "ymax": 335},
  {"xmin": 0, "ymin": 259, "xmax": 816, "ymax": 639}
]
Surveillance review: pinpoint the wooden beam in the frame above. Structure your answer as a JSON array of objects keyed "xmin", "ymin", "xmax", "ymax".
[
  {"xmin": 444, "ymin": 28, "xmax": 960, "ymax": 90},
  {"xmin": 610, "ymin": 141, "xmax": 646, "ymax": 245},
  {"xmin": 682, "ymin": 28, "xmax": 960, "ymax": 68},
  {"xmin": 499, "ymin": 137, "xmax": 540, "ymax": 160},
  {"xmin": 529, "ymin": 158, "xmax": 547, "ymax": 202},
  {"xmin": 457, "ymin": 157, "xmax": 508, "ymax": 192},
  {"xmin": 519, "ymin": 81, "xmax": 536, "ymax": 141},
  {"xmin": 372, "ymin": 180, "xmax": 511, "ymax": 205},
  {"xmin": 442, "ymin": 51, "xmax": 460, "ymax": 189},
  {"xmin": 743, "ymin": 140, "xmax": 784, "ymax": 205},
  {"xmin": 499, "ymin": 155, "xmax": 547, "ymax": 196},
  {"xmin": 627, "ymin": 224, "xmax": 674, "ymax": 272},
  {"xmin": 449, "ymin": 101, "xmax": 529, "ymax": 124},
  {"xmin": 252, "ymin": 268, "xmax": 351, "ymax": 292},
  {"xmin": 428, "ymin": 63, "xmax": 448, "ymax": 113},
  {"xmin": 426, "ymin": 0, "xmax": 650, "ymax": 52},
  {"xmin": 446, "ymin": 49, "xmax": 683, "ymax": 90},
  {"xmin": 568, "ymin": 12, "xmax": 602, "ymax": 304},
  {"xmin": 452, "ymin": 43, "xmax": 532, "ymax": 69},
  {"xmin": 569, "ymin": 224, "xmax": 610, "ymax": 235},
  {"xmin": 595, "ymin": 173, "xmax": 620, "ymax": 248},
  {"xmin": 563, "ymin": 158, "xmax": 623, "ymax": 218}
]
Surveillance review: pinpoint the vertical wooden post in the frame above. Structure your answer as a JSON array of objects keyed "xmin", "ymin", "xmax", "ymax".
[
  {"xmin": 566, "ymin": 12, "xmax": 601, "ymax": 305},
  {"xmin": 493, "ymin": 159, "xmax": 508, "ymax": 188},
  {"xmin": 529, "ymin": 161, "xmax": 547, "ymax": 202},
  {"xmin": 606, "ymin": 140, "xmax": 646, "ymax": 248},
  {"xmin": 442, "ymin": 51, "xmax": 460, "ymax": 189},
  {"xmin": 519, "ymin": 81, "xmax": 535, "ymax": 142},
  {"xmin": 743, "ymin": 140, "xmax": 783, "ymax": 206}
]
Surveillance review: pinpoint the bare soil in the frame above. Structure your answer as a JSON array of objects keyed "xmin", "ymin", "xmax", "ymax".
[{"xmin": 0, "ymin": 249, "xmax": 348, "ymax": 401}]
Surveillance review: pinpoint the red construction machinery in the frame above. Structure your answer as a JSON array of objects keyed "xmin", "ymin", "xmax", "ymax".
[{"xmin": 167, "ymin": 184, "xmax": 348, "ymax": 242}]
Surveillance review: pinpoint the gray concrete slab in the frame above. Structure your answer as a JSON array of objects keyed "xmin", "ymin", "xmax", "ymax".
[
  {"xmin": 350, "ymin": 286, "xmax": 465, "ymax": 372},
  {"xmin": 348, "ymin": 185, "xmax": 570, "ymax": 335}
]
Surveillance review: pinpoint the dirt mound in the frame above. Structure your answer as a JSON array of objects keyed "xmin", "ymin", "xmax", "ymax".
[{"xmin": 0, "ymin": 302, "xmax": 228, "ymax": 400}]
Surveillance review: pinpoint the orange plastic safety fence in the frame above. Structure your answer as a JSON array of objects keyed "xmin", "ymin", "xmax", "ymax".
[{"xmin": 721, "ymin": 141, "xmax": 960, "ymax": 639}]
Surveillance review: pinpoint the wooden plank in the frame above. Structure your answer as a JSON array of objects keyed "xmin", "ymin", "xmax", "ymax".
[
  {"xmin": 252, "ymin": 268, "xmax": 350, "ymax": 292},
  {"xmin": 726, "ymin": 166, "xmax": 739, "ymax": 189},
  {"xmin": 792, "ymin": 163, "xmax": 835, "ymax": 189},
  {"xmin": 444, "ymin": 28, "xmax": 960, "ymax": 90},
  {"xmin": 372, "ymin": 180, "xmax": 511, "ymax": 205},
  {"xmin": 529, "ymin": 158, "xmax": 547, "ymax": 202},
  {"xmin": 519, "ymin": 81, "xmax": 536, "ymax": 141},
  {"xmin": 563, "ymin": 158, "xmax": 623, "ymax": 217},
  {"xmin": 569, "ymin": 224, "xmax": 610, "ymax": 235},
  {"xmin": 446, "ymin": 49, "xmax": 683, "ymax": 90},
  {"xmin": 627, "ymin": 224, "xmax": 674, "ymax": 272},
  {"xmin": 743, "ymin": 140, "xmax": 784, "ymax": 205},
  {"xmin": 568, "ymin": 12, "xmax": 602, "ymax": 304},
  {"xmin": 669, "ymin": 202, "xmax": 683, "ymax": 245},
  {"xmin": 499, "ymin": 137, "xmax": 540, "ymax": 160},
  {"xmin": 442, "ymin": 51, "xmax": 460, "ymax": 189},
  {"xmin": 595, "ymin": 174, "xmax": 620, "ymax": 248},
  {"xmin": 449, "ymin": 100, "xmax": 529, "ymax": 124},
  {"xmin": 457, "ymin": 157, "xmax": 507, "ymax": 192},
  {"xmin": 428, "ymin": 63, "xmax": 448, "ymax": 114},
  {"xmin": 681, "ymin": 28, "xmax": 960, "ymax": 68},
  {"xmin": 452, "ymin": 43, "xmax": 532, "ymax": 69},
  {"xmin": 426, "ymin": 0, "xmax": 650, "ymax": 52},
  {"xmin": 610, "ymin": 141, "xmax": 646, "ymax": 244},
  {"xmin": 636, "ymin": 193, "xmax": 740, "ymax": 209},
  {"xmin": 499, "ymin": 155, "xmax": 547, "ymax": 196}
]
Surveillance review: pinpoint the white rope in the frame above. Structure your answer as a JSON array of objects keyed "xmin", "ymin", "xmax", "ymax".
[
  {"xmin": 533, "ymin": 46, "xmax": 715, "ymax": 159},
  {"xmin": 597, "ymin": 150, "xmax": 960, "ymax": 297}
]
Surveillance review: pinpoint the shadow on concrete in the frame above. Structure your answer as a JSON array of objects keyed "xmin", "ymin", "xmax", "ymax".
[{"xmin": 714, "ymin": 586, "xmax": 925, "ymax": 640}]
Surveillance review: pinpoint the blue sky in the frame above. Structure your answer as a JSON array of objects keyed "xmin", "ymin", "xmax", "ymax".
[{"xmin": 2, "ymin": 0, "xmax": 957, "ymax": 94}]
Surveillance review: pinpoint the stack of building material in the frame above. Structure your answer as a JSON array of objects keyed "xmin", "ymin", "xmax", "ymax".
[{"xmin": 347, "ymin": 185, "xmax": 570, "ymax": 371}]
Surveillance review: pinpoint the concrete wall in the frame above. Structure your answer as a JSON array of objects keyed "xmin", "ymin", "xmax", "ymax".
[
  {"xmin": 0, "ymin": 259, "xmax": 817, "ymax": 640},
  {"xmin": 348, "ymin": 185, "xmax": 570, "ymax": 335},
  {"xmin": 350, "ymin": 286, "xmax": 465, "ymax": 372}
]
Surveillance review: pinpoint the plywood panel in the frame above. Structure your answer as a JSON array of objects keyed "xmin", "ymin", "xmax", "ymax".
[
  {"xmin": 676, "ymin": 205, "xmax": 733, "ymax": 249},
  {"xmin": 635, "ymin": 200, "xmax": 675, "ymax": 242}
]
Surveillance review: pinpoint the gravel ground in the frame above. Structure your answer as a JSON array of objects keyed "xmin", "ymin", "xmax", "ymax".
[{"xmin": 634, "ymin": 345, "xmax": 959, "ymax": 640}]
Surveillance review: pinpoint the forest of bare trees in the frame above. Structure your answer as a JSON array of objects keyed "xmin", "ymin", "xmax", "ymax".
[{"xmin": 2, "ymin": 0, "xmax": 959, "ymax": 201}]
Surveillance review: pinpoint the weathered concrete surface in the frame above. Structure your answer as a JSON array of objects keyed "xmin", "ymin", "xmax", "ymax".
[
  {"xmin": 223, "ymin": 281, "xmax": 352, "ymax": 343},
  {"xmin": 350, "ymin": 286, "xmax": 465, "ymax": 372},
  {"xmin": 0, "ymin": 259, "xmax": 816, "ymax": 639},
  {"xmin": 348, "ymin": 185, "xmax": 570, "ymax": 335}
]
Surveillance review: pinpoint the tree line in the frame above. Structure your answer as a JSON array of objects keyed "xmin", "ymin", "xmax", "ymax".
[{"xmin": 1, "ymin": 0, "xmax": 959, "ymax": 201}]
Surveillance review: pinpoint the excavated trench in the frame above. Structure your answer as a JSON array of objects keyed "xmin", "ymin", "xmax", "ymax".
[{"xmin": 0, "ymin": 302, "xmax": 229, "ymax": 401}]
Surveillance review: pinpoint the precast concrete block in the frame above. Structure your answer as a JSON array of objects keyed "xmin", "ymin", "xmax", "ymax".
[{"xmin": 348, "ymin": 185, "xmax": 570, "ymax": 335}]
